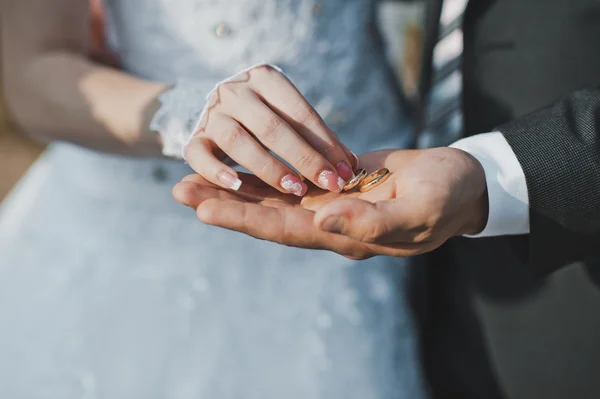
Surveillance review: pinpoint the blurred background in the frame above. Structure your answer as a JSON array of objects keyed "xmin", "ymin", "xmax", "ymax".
[{"xmin": 0, "ymin": 83, "xmax": 45, "ymax": 202}]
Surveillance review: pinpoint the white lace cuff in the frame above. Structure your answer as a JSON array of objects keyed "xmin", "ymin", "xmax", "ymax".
[
  {"xmin": 150, "ymin": 63, "xmax": 282, "ymax": 159},
  {"xmin": 149, "ymin": 79, "xmax": 212, "ymax": 159}
]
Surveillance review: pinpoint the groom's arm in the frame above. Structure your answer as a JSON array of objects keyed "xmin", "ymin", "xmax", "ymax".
[
  {"xmin": 502, "ymin": 89, "xmax": 600, "ymax": 275},
  {"xmin": 453, "ymin": 88, "xmax": 600, "ymax": 276}
]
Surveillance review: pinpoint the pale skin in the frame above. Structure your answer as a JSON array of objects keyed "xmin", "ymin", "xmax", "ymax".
[
  {"xmin": 184, "ymin": 65, "xmax": 358, "ymax": 195},
  {"xmin": 173, "ymin": 147, "xmax": 489, "ymax": 260},
  {"xmin": 2, "ymin": 0, "xmax": 355, "ymax": 193},
  {"xmin": 2, "ymin": 0, "xmax": 166, "ymax": 156}
]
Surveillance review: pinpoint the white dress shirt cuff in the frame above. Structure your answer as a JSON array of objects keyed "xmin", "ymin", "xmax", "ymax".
[{"xmin": 450, "ymin": 132, "xmax": 530, "ymax": 237}]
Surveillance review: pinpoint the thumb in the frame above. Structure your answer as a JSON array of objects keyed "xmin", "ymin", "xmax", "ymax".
[{"xmin": 314, "ymin": 198, "xmax": 408, "ymax": 243}]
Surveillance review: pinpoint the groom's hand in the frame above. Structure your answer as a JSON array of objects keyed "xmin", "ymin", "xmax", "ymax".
[
  {"xmin": 173, "ymin": 148, "xmax": 489, "ymax": 259},
  {"xmin": 312, "ymin": 148, "xmax": 489, "ymax": 254}
]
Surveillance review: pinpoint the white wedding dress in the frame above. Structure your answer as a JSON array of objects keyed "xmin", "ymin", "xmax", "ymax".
[{"xmin": 0, "ymin": 1, "xmax": 426, "ymax": 398}]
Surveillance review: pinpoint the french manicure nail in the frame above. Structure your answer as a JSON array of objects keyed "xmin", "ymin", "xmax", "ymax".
[
  {"xmin": 321, "ymin": 215, "xmax": 343, "ymax": 233},
  {"xmin": 336, "ymin": 161, "xmax": 354, "ymax": 181},
  {"xmin": 217, "ymin": 171, "xmax": 242, "ymax": 191},
  {"xmin": 281, "ymin": 174, "xmax": 308, "ymax": 196},
  {"xmin": 317, "ymin": 169, "xmax": 345, "ymax": 193}
]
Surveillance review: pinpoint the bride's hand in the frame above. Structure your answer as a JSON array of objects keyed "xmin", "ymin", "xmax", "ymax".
[
  {"xmin": 183, "ymin": 64, "xmax": 357, "ymax": 197},
  {"xmin": 173, "ymin": 147, "xmax": 489, "ymax": 259}
]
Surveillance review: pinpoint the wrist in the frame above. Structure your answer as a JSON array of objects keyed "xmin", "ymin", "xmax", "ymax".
[
  {"xmin": 141, "ymin": 84, "xmax": 169, "ymax": 153},
  {"xmin": 457, "ymin": 149, "xmax": 489, "ymax": 236}
]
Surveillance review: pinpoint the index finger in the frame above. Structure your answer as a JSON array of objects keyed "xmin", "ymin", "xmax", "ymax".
[
  {"xmin": 248, "ymin": 66, "xmax": 356, "ymax": 179},
  {"xmin": 196, "ymin": 198, "xmax": 369, "ymax": 257}
]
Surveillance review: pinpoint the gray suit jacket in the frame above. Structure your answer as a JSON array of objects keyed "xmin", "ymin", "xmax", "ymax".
[{"xmin": 414, "ymin": 0, "xmax": 600, "ymax": 398}]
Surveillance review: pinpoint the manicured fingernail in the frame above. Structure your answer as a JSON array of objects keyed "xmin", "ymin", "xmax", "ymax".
[
  {"xmin": 350, "ymin": 152, "xmax": 360, "ymax": 169},
  {"xmin": 317, "ymin": 169, "xmax": 345, "ymax": 193},
  {"xmin": 281, "ymin": 174, "xmax": 308, "ymax": 196},
  {"xmin": 336, "ymin": 161, "xmax": 354, "ymax": 181},
  {"xmin": 217, "ymin": 171, "xmax": 242, "ymax": 191},
  {"xmin": 321, "ymin": 215, "xmax": 343, "ymax": 233}
]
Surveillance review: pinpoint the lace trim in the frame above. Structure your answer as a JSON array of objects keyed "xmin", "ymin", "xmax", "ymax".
[
  {"xmin": 150, "ymin": 63, "xmax": 282, "ymax": 159},
  {"xmin": 149, "ymin": 80, "xmax": 209, "ymax": 159}
]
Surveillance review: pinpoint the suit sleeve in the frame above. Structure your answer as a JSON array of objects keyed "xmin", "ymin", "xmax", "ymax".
[{"xmin": 498, "ymin": 88, "xmax": 600, "ymax": 276}]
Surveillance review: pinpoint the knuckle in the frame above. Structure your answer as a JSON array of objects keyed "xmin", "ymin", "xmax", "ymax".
[
  {"xmin": 220, "ymin": 125, "xmax": 246, "ymax": 150},
  {"xmin": 260, "ymin": 116, "xmax": 283, "ymax": 141},
  {"xmin": 195, "ymin": 111, "xmax": 210, "ymax": 135},
  {"xmin": 275, "ymin": 209, "xmax": 294, "ymax": 242},
  {"xmin": 295, "ymin": 103, "xmax": 321, "ymax": 125},
  {"xmin": 319, "ymin": 141, "xmax": 339, "ymax": 158},
  {"xmin": 257, "ymin": 157, "xmax": 279, "ymax": 177},
  {"xmin": 295, "ymin": 150, "xmax": 320, "ymax": 172},
  {"xmin": 240, "ymin": 204, "xmax": 254, "ymax": 231},
  {"xmin": 254, "ymin": 64, "xmax": 274, "ymax": 72},
  {"xmin": 251, "ymin": 64, "xmax": 278, "ymax": 79},
  {"xmin": 280, "ymin": 221, "xmax": 294, "ymax": 243},
  {"xmin": 184, "ymin": 136, "xmax": 208, "ymax": 158},
  {"xmin": 217, "ymin": 81, "xmax": 238, "ymax": 98}
]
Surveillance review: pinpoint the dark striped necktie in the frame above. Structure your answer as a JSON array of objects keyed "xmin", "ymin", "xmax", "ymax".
[{"xmin": 417, "ymin": 0, "xmax": 468, "ymax": 148}]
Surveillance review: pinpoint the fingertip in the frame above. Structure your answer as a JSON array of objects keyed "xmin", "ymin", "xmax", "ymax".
[
  {"xmin": 316, "ymin": 169, "xmax": 346, "ymax": 193},
  {"xmin": 173, "ymin": 181, "xmax": 202, "ymax": 208},
  {"xmin": 181, "ymin": 174, "xmax": 204, "ymax": 184},
  {"xmin": 280, "ymin": 174, "xmax": 308, "ymax": 196},
  {"xmin": 185, "ymin": 136, "xmax": 241, "ymax": 192},
  {"xmin": 172, "ymin": 183, "xmax": 186, "ymax": 204}
]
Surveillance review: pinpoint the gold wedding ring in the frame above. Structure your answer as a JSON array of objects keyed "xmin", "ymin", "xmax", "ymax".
[
  {"xmin": 358, "ymin": 168, "xmax": 390, "ymax": 192},
  {"xmin": 343, "ymin": 169, "xmax": 367, "ymax": 191}
]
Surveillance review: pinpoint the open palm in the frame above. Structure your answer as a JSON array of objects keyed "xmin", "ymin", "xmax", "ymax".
[{"xmin": 174, "ymin": 148, "xmax": 486, "ymax": 259}]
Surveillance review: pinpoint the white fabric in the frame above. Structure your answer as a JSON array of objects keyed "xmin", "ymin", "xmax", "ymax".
[
  {"xmin": 0, "ymin": 1, "xmax": 426, "ymax": 398},
  {"xmin": 151, "ymin": 63, "xmax": 283, "ymax": 159},
  {"xmin": 150, "ymin": 79, "xmax": 210, "ymax": 158},
  {"xmin": 450, "ymin": 131, "xmax": 530, "ymax": 237}
]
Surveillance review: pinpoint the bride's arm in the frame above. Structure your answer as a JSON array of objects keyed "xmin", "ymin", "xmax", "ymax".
[
  {"xmin": 2, "ymin": 0, "xmax": 167, "ymax": 156},
  {"xmin": 2, "ymin": 0, "xmax": 358, "ymax": 194}
]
